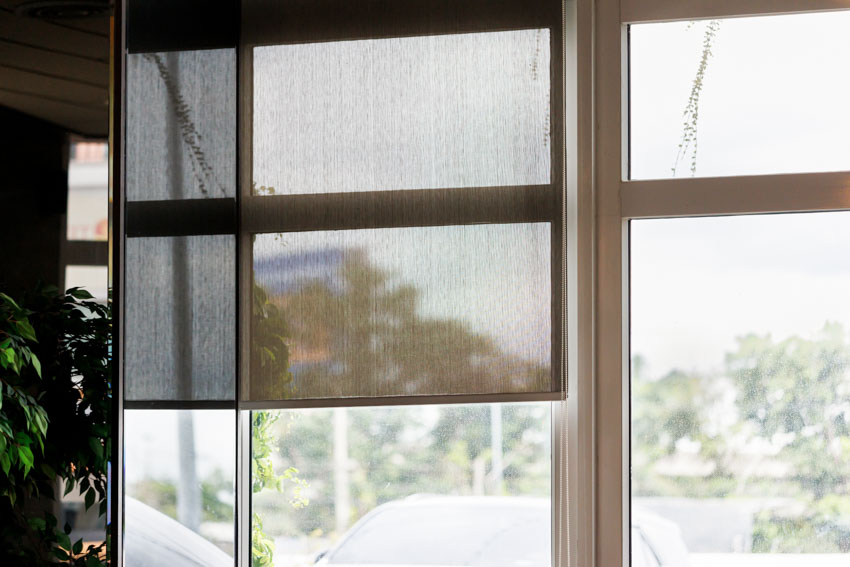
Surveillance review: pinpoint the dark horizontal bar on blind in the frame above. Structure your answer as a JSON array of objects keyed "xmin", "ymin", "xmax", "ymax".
[
  {"xmin": 124, "ymin": 400, "xmax": 236, "ymax": 410},
  {"xmin": 242, "ymin": 0, "xmax": 559, "ymax": 46},
  {"xmin": 242, "ymin": 185, "xmax": 557, "ymax": 233},
  {"xmin": 64, "ymin": 241, "xmax": 109, "ymax": 266},
  {"xmin": 239, "ymin": 390, "xmax": 564, "ymax": 411},
  {"xmin": 126, "ymin": 198, "xmax": 237, "ymax": 237},
  {"xmin": 127, "ymin": 0, "xmax": 239, "ymax": 53}
]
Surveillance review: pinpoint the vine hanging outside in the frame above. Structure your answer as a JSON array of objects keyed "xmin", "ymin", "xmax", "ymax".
[{"xmin": 672, "ymin": 20, "xmax": 721, "ymax": 177}]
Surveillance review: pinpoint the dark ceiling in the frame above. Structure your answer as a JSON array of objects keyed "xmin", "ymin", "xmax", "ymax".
[{"xmin": 0, "ymin": 0, "xmax": 110, "ymax": 137}]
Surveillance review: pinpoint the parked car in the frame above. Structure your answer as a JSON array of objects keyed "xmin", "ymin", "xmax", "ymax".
[
  {"xmin": 632, "ymin": 508, "xmax": 690, "ymax": 567},
  {"xmin": 124, "ymin": 496, "xmax": 231, "ymax": 567},
  {"xmin": 315, "ymin": 496, "xmax": 689, "ymax": 567}
]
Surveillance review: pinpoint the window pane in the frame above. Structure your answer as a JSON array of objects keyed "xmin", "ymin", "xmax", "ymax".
[
  {"xmin": 253, "ymin": 30, "xmax": 551, "ymax": 195},
  {"xmin": 125, "ymin": 235, "xmax": 235, "ymax": 401},
  {"xmin": 126, "ymin": 49, "xmax": 236, "ymax": 200},
  {"xmin": 630, "ymin": 12, "xmax": 850, "ymax": 179},
  {"xmin": 125, "ymin": 410, "xmax": 235, "ymax": 565},
  {"xmin": 631, "ymin": 213, "xmax": 850, "ymax": 565},
  {"xmin": 67, "ymin": 141, "xmax": 108, "ymax": 241},
  {"xmin": 65, "ymin": 265, "xmax": 108, "ymax": 302},
  {"xmin": 250, "ymin": 224, "xmax": 551, "ymax": 400},
  {"xmin": 251, "ymin": 403, "xmax": 551, "ymax": 567}
]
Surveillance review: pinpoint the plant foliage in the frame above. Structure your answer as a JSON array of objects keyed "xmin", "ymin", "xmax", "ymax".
[{"xmin": 0, "ymin": 285, "xmax": 110, "ymax": 565}]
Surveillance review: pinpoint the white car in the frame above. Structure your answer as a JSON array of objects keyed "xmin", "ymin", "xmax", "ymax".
[
  {"xmin": 631, "ymin": 508, "xmax": 691, "ymax": 567},
  {"xmin": 124, "ymin": 497, "xmax": 231, "ymax": 567},
  {"xmin": 315, "ymin": 496, "xmax": 689, "ymax": 567}
]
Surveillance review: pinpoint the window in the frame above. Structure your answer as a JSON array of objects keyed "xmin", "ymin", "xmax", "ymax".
[
  {"xmin": 600, "ymin": 2, "xmax": 850, "ymax": 567},
  {"xmin": 60, "ymin": 140, "xmax": 109, "ymax": 552},
  {"xmin": 116, "ymin": 1, "xmax": 850, "ymax": 566},
  {"xmin": 64, "ymin": 139, "xmax": 109, "ymax": 301},
  {"xmin": 116, "ymin": 1, "xmax": 568, "ymax": 567},
  {"xmin": 632, "ymin": 213, "xmax": 850, "ymax": 561}
]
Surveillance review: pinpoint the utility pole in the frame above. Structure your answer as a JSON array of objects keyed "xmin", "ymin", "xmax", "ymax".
[
  {"xmin": 166, "ymin": 51, "xmax": 200, "ymax": 533},
  {"xmin": 490, "ymin": 403, "xmax": 503, "ymax": 494},
  {"xmin": 334, "ymin": 407, "xmax": 351, "ymax": 534}
]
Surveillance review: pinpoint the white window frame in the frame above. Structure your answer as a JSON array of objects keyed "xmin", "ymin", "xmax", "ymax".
[
  {"xmin": 113, "ymin": 1, "xmax": 850, "ymax": 565},
  {"xmin": 589, "ymin": 1, "xmax": 850, "ymax": 567}
]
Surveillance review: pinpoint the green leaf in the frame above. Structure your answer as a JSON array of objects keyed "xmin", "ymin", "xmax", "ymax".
[
  {"xmin": 73, "ymin": 538, "xmax": 83, "ymax": 555},
  {"xmin": 34, "ymin": 410, "xmax": 49, "ymax": 438},
  {"xmin": 31, "ymin": 353, "xmax": 41, "ymax": 378},
  {"xmin": 0, "ymin": 435, "xmax": 6, "ymax": 457},
  {"xmin": 40, "ymin": 462, "xmax": 55, "ymax": 478},
  {"xmin": 84, "ymin": 488, "xmax": 95, "ymax": 510},
  {"xmin": 0, "ymin": 292, "xmax": 21, "ymax": 310},
  {"xmin": 18, "ymin": 445, "xmax": 33, "ymax": 476},
  {"xmin": 68, "ymin": 288, "xmax": 94, "ymax": 300},
  {"xmin": 89, "ymin": 437, "xmax": 103, "ymax": 460},
  {"xmin": 15, "ymin": 319, "xmax": 37, "ymax": 342},
  {"xmin": 0, "ymin": 453, "xmax": 10, "ymax": 475},
  {"xmin": 64, "ymin": 477, "xmax": 75, "ymax": 496},
  {"xmin": 85, "ymin": 554, "xmax": 103, "ymax": 567},
  {"xmin": 27, "ymin": 516, "xmax": 46, "ymax": 531},
  {"xmin": 57, "ymin": 530, "xmax": 72, "ymax": 551}
]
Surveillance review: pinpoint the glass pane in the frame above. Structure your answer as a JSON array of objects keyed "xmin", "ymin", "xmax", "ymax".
[
  {"xmin": 67, "ymin": 141, "xmax": 108, "ymax": 241},
  {"xmin": 250, "ymin": 224, "xmax": 551, "ymax": 400},
  {"xmin": 65, "ymin": 265, "xmax": 108, "ymax": 302},
  {"xmin": 125, "ymin": 410, "xmax": 235, "ymax": 565},
  {"xmin": 631, "ymin": 212, "xmax": 850, "ymax": 565},
  {"xmin": 60, "ymin": 483, "xmax": 106, "ymax": 556},
  {"xmin": 251, "ymin": 403, "xmax": 551, "ymax": 567},
  {"xmin": 126, "ymin": 49, "xmax": 236, "ymax": 200},
  {"xmin": 630, "ymin": 12, "xmax": 850, "ymax": 179},
  {"xmin": 253, "ymin": 30, "xmax": 550, "ymax": 195},
  {"xmin": 125, "ymin": 235, "xmax": 235, "ymax": 400}
]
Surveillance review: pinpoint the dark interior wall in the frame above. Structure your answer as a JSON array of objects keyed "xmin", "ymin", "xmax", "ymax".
[{"xmin": 0, "ymin": 106, "xmax": 68, "ymax": 298}]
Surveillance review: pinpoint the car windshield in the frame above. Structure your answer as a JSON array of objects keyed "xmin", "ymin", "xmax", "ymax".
[{"xmin": 328, "ymin": 500, "xmax": 550, "ymax": 567}]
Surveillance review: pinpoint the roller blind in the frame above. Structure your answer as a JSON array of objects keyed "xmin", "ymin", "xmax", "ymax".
[
  {"xmin": 122, "ymin": 0, "xmax": 564, "ymax": 405},
  {"xmin": 241, "ymin": 0, "xmax": 565, "ymax": 403}
]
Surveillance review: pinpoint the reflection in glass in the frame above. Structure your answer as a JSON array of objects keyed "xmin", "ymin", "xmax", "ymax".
[
  {"xmin": 631, "ymin": 213, "xmax": 850, "ymax": 563},
  {"xmin": 126, "ymin": 49, "xmax": 235, "ymax": 200},
  {"xmin": 250, "ymin": 224, "xmax": 551, "ymax": 400},
  {"xmin": 125, "ymin": 410, "xmax": 235, "ymax": 562},
  {"xmin": 67, "ymin": 141, "xmax": 108, "ymax": 241},
  {"xmin": 253, "ymin": 30, "xmax": 550, "ymax": 195},
  {"xmin": 251, "ymin": 403, "xmax": 551, "ymax": 567},
  {"xmin": 65, "ymin": 266, "xmax": 108, "ymax": 302},
  {"xmin": 630, "ymin": 12, "xmax": 850, "ymax": 179}
]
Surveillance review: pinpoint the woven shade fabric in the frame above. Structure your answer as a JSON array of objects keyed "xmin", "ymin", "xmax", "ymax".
[
  {"xmin": 125, "ymin": 236, "xmax": 235, "ymax": 401},
  {"xmin": 252, "ymin": 30, "xmax": 551, "ymax": 195},
  {"xmin": 126, "ymin": 49, "xmax": 236, "ymax": 201},
  {"xmin": 249, "ymin": 224, "xmax": 551, "ymax": 400}
]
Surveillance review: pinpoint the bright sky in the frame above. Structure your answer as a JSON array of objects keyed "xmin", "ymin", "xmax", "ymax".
[
  {"xmin": 630, "ymin": 12, "xmax": 850, "ymax": 179},
  {"xmin": 631, "ymin": 212, "xmax": 850, "ymax": 378},
  {"xmin": 630, "ymin": 12, "xmax": 850, "ymax": 378}
]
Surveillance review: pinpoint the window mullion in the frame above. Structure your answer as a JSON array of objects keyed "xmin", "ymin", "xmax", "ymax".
[
  {"xmin": 595, "ymin": 2, "xmax": 627, "ymax": 566},
  {"xmin": 622, "ymin": 171, "xmax": 850, "ymax": 219},
  {"xmin": 621, "ymin": 0, "xmax": 850, "ymax": 25}
]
